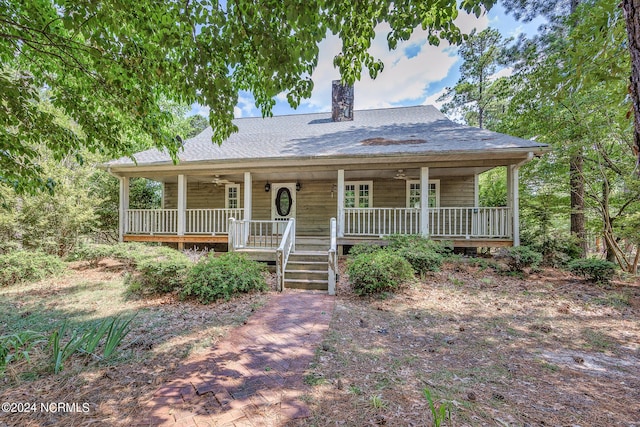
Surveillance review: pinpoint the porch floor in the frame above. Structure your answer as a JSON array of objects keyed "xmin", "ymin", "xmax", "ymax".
[
  {"xmin": 123, "ymin": 234, "xmax": 513, "ymax": 248},
  {"xmin": 123, "ymin": 234, "xmax": 229, "ymax": 244},
  {"xmin": 338, "ymin": 237, "xmax": 514, "ymax": 248}
]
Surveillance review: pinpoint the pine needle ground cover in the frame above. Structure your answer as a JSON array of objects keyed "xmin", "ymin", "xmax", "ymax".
[{"xmin": 293, "ymin": 260, "xmax": 640, "ymax": 426}]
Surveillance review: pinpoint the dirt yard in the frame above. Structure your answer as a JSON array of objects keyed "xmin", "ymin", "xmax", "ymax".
[
  {"xmin": 0, "ymin": 258, "xmax": 638, "ymax": 426},
  {"xmin": 295, "ymin": 260, "xmax": 640, "ymax": 427}
]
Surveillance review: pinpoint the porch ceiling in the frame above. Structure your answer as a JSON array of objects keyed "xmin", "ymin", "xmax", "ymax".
[{"xmin": 132, "ymin": 166, "xmax": 497, "ymax": 184}]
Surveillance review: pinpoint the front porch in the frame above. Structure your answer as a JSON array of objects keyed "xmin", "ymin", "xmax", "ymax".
[{"xmin": 121, "ymin": 206, "xmax": 515, "ymax": 247}]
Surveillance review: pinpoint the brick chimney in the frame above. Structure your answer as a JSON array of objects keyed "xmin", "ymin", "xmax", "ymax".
[{"xmin": 331, "ymin": 80, "xmax": 354, "ymax": 122}]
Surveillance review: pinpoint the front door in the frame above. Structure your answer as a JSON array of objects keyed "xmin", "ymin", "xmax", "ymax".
[{"xmin": 272, "ymin": 183, "xmax": 296, "ymax": 232}]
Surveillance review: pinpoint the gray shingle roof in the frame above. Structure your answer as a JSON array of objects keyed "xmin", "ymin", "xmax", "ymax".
[{"xmin": 106, "ymin": 105, "xmax": 546, "ymax": 167}]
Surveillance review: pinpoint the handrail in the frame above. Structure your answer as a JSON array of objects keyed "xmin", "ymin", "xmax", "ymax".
[
  {"xmin": 328, "ymin": 217, "xmax": 337, "ymax": 296},
  {"xmin": 276, "ymin": 219, "xmax": 296, "ymax": 292},
  {"xmin": 227, "ymin": 219, "xmax": 286, "ymax": 249}
]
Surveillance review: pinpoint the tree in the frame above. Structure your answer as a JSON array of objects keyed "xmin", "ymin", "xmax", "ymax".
[
  {"xmin": 439, "ymin": 28, "xmax": 510, "ymax": 128},
  {"xmin": 498, "ymin": 0, "xmax": 637, "ymax": 268},
  {"xmin": 1, "ymin": 0, "xmax": 497, "ymax": 194},
  {"xmin": 501, "ymin": 0, "xmax": 590, "ymax": 255},
  {"xmin": 622, "ymin": 1, "xmax": 640, "ymax": 175}
]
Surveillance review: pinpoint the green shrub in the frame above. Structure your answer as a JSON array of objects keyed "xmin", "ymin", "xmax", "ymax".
[
  {"xmin": 501, "ymin": 246, "xmax": 542, "ymax": 272},
  {"xmin": 384, "ymin": 235, "xmax": 446, "ymax": 274},
  {"xmin": 348, "ymin": 243, "xmax": 383, "ymax": 257},
  {"xmin": 125, "ymin": 251, "xmax": 191, "ymax": 294},
  {"xmin": 386, "ymin": 235, "xmax": 451, "ymax": 254},
  {"xmin": 395, "ymin": 247, "xmax": 443, "ymax": 274},
  {"xmin": 70, "ymin": 242, "xmax": 187, "ymax": 268},
  {"xmin": 568, "ymin": 258, "xmax": 617, "ymax": 283},
  {"xmin": 181, "ymin": 253, "xmax": 268, "ymax": 304},
  {"xmin": 68, "ymin": 243, "xmax": 116, "ymax": 265},
  {"xmin": 521, "ymin": 232, "xmax": 582, "ymax": 267},
  {"xmin": 347, "ymin": 251, "xmax": 413, "ymax": 295},
  {"xmin": 0, "ymin": 251, "xmax": 65, "ymax": 286}
]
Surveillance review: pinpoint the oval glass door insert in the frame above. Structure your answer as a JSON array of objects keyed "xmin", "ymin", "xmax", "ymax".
[{"xmin": 275, "ymin": 187, "xmax": 292, "ymax": 217}]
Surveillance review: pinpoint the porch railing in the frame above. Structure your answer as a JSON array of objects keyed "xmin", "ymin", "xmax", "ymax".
[
  {"xmin": 343, "ymin": 207, "xmax": 512, "ymax": 239},
  {"xmin": 275, "ymin": 219, "xmax": 296, "ymax": 292},
  {"xmin": 186, "ymin": 208, "xmax": 244, "ymax": 234},
  {"xmin": 126, "ymin": 209, "xmax": 178, "ymax": 234},
  {"xmin": 125, "ymin": 209, "xmax": 243, "ymax": 235},
  {"xmin": 344, "ymin": 208, "xmax": 420, "ymax": 236},
  {"xmin": 228, "ymin": 219, "xmax": 286, "ymax": 250}
]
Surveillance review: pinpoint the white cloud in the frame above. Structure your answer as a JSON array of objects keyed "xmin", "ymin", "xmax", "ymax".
[
  {"xmin": 296, "ymin": 11, "xmax": 489, "ymax": 112},
  {"xmin": 490, "ymin": 66, "xmax": 513, "ymax": 80},
  {"xmin": 195, "ymin": 105, "xmax": 210, "ymax": 118},
  {"xmin": 234, "ymin": 94, "xmax": 257, "ymax": 118},
  {"xmin": 422, "ymin": 87, "xmax": 448, "ymax": 109}
]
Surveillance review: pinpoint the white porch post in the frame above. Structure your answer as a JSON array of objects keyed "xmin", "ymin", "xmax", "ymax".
[
  {"xmin": 161, "ymin": 182, "xmax": 165, "ymax": 209},
  {"xmin": 243, "ymin": 172, "xmax": 252, "ymax": 221},
  {"xmin": 420, "ymin": 167, "xmax": 429, "ymax": 237},
  {"xmin": 118, "ymin": 177, "xmax": 130, "ymax": 242},
  {"xmin": 510, "ymin": 165, "xmax": 520, "ymax": 246},
  {"xmin": 474, "ymin": 173, "xmax": 480, "ymax": 207},
  {"xmin": 177, "ymin": 174, "xmax": 187, "ymax": 238},
  {"xmin": 337, "ymin": 169, "xmax": 345, "ymax": 237},
  {"xmin": 243, "ymin": 172, "xmax": 252, "ymax": 246}
]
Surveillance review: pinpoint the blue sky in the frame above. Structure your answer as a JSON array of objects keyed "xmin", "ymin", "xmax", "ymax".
[{"xmin": 193, "ymin": 5, "xmax": 545, "ymax": 119}]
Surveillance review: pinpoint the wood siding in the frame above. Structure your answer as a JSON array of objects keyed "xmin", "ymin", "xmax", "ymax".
[
  {"xmin": 163, "ymin": 176, "xmax": 475, "ymax": 236},
  {"xmin": 440, "ymin": 176, "xmax": 475, "ymax": 207},
  {"xmin": 164, "ymin": 182, "xmax": 243, "ymax": 209}
]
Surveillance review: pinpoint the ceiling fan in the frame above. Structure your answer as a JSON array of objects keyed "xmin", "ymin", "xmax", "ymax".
[
  {"xmin": 211, "ymin": 175, "xmax": 233, "ymax": 186},
  {"xmin": 393, "ymin": 169, "xmax": 412, "ymax": 180}
]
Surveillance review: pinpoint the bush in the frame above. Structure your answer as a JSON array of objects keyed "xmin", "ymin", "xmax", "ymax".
[
  {"xmin": 70, "ymin": 242, "xmax": 186, "ymax": 268},
  {"xmin": 348, "ymin": 243, "xmax": 383, "ymax": 257},
  {"xmin": 385, "ymin": 235, "xmax": 452, "ymax": 254},
  {"xmin": 384, "ymin": 235, "xmax": 446, "ymax": 274},
  {"xmin": 501, "ymin": 246, "xmax": 542, "ymax": 272},
  {"xmin": 521, "ymin": 232, "xmax": 582, "ymax": 267},
  {"xmin": 181, "ymin": 253, "xmax": 268, "ymax": 303},
  {"xmin": 568, "ymin": 258, "xmax": 617, "ymax": 283},
  {"xmin": 125, "ymin": 251, "xmax": 192, "ymax": 294},
  {"xmin": 68, "ymin": 243, "xmax": 116, "ymax": 266},
  {"xmin": 394, "ymin": 247, "xmax": 443, "ymax": 274},
  {"xmin": 347, "ymin": 251, "xmax": 413, "ymax": 295},
  {"xmin": 0, "ymin": 251, "xmax": 65, "ymax": 286}
]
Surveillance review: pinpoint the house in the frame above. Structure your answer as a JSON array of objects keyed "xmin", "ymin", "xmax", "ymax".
[{"xmin": 104, "ymin": 81, "xmax": 548, "ymax": 294}]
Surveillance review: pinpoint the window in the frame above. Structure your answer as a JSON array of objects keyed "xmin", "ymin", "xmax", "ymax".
[
  {"xmin": 225, "ymin": 184, "xmax": 240, "ymax": 209},
  {"xmin": 345, "ymin": 181, "xmax": 372, "ymax": 208},
  {"xmin": 406, "ymin": 180, "xmax": 439, "ymax": 208}
]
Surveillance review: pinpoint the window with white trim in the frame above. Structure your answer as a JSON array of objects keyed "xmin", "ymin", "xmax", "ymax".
[
  {"xmin": 406, "ymin": 180, "xmax": 439, "ymax": 208},
  {"xmin": 345, "ymin": 181, "xmax": 372, "ymax": 208},
  {"xmin": 225, "ymin": 184, "xmax": 240, "ymax": 209}
]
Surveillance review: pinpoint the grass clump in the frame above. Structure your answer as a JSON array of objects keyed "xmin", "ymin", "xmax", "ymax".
[
  {"xmin": 568, "ymin": 258, "xmax": 617, "ymax": 284},
  {"xmin": 181, "ymin": 253, "xmax": 268, "ymax": 304},
  {"xmin": 347, "ymin": 251, "xmax": 413, "ymax": 295},
  {"xmin": 0, "ymin": 331, "xmax": 46, "ymax": 376},
  {"xmin": 0, "ymin": 250, "xmax": 65, "ymax": 286}
]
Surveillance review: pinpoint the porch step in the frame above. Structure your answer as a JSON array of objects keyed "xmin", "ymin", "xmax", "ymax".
[
  {"xmin": 285, "ymin": 251, "xmax": 329, "ymax": 290},
  {"xmin": 295, "ymin": 237, "xmax": 330, "ymax": 252},
  {"xmin": 286, "ymin": 261, "xmax": 327, "ymax": 271},
  {"xmin": 284, "ymin": 278, "xmax": 330, "ymax": 291}
]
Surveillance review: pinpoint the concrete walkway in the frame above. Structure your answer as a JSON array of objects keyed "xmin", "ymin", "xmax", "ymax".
[{"xmin": 136, "ymin": 291, "xmax": 335, "ymax": 426}]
